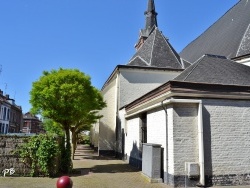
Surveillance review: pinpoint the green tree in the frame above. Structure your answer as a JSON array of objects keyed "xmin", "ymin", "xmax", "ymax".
[
  {"xmin": 42, "ymin": 118, "xmax": 64, "ymax": 136},
  {"xmin": 30, "ymin": 68, "xmax": 106, "ymax": 172},
  {"xmin": 70, "ymin": 110, "xmax": 101, "ymax": 157}
]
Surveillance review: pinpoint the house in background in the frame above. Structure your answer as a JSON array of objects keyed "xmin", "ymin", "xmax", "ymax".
[
  {"xmin": 90, "ymin": 0, "xmax": 189, "ymax": 157},
  {"xmin": 0, "ymin": 91, "xmax": 23, "ymax": 134},
  {"xmin": 22, "ymin": 112, "xmax": 43, "ymax": 134},
  {"xmin": 7, "ymin": 95, "xmax": 23, "ymax": 133}
]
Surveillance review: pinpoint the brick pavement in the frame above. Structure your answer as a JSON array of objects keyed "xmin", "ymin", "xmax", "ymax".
[
  {"xmin": 72, "ymin": 145, "xmax": 249, "ymax": 188},
  {"xmin": 0, "ymin": 144, "xmax": 248, "ymax": 188},
  {"xmin": 72, "ymin": 144, "xmax": 168, "ymax": 188}
]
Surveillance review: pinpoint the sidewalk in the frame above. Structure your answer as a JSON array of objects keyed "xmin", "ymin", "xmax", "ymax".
[
  {"xmin": 0, "ymin": 144, "xmax": 167, "ymax": 188},
  {"xmin": 71, "ymin": 144, "xmax": 168, "ymax": 188},
  {"xmin": 0, "ymin": 144, "xmax": 248, "ymax": 188},
  {"xmin": 72, "ymin": 145, "xmax": 249, "ymax": 188}
]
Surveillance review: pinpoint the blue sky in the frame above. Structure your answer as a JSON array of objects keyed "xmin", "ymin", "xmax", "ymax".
[{"xmin": 0, "ymin": 0, "xmax": 238, "ymax": 113}]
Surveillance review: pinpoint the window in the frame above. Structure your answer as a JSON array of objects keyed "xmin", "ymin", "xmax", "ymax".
[
  {"xmin": 1, "ymin": 123, "xmax": 5, "ymax": 133},
  {"xmin": 3, "ymin": 107, "xmax": 6, "ymax": 120},
  {"xmin": 5, "ymin": 124, "xmax": 8, "ymax": 134},
  {"xmin": 139, "ymin": 113, "xmax": 147, "ymax": 151},
  {"xmin": 7, "ymin": 109, "xmax": 10, "ymax": 120},
  {"xmin": 0, "ymin": 107, "xmax": 3, "ymax": 119}
]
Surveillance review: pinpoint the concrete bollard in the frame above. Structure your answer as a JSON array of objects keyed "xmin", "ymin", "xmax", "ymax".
[{"xmin": 56, "ymin": 176, "xmax": 73, "ymax": 188}]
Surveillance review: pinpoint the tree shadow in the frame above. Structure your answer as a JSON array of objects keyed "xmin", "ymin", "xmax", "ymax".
[
  {"xmin": 129, "ymin": 141, "xmax": 142, "ymax": 170},
  {"xmin": 71, "ymin": 163, "xmax": 140, "ymax": 177},
  {"xmin": 71, "ymin": 143, "xmax": 140, "ymax": 177},
  {"xmin": 91, "ymin": 163, "xmax": 139, "ymax": 173},
  {"xmin": 73, "ymin": 144, "xmax": 117, "ymax": 160}
]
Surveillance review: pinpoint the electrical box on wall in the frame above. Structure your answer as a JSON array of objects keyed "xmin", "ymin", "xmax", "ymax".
[{"xmin": 185, "ymin": 162, "xmax": 200, "ymax": 178}]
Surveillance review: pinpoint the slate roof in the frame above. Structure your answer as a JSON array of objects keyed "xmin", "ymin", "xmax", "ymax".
[
  {"xmin": 174, "ymin": 54, "xmax": 250, "ymax": 86},
  {"xmin": 180, "ymin": 0, "xmax": 250, "ymax": 63},
  {"xmin": 128, "ymin": 27, "xmax": 189, "ymax": 69}
]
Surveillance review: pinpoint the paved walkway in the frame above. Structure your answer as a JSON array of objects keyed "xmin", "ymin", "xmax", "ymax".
[
  {"xmin": 72, "ymin": 145, "xmax": 250, "ymax": 188},
  {"xmin": 0, "ymin": 144, "xmax": 249, "ymax": 188},
  {"xmin": 72, "ymin": 144, "xmax": 168, "ymax": 188}
]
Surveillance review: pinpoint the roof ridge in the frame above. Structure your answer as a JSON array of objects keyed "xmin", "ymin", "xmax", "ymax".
[
  {"xmin": 128, "ymin": 55, "xmax": 150, "ymax": 66},
  {"xmin": 149, "ymin": 29, "xmax": 157, "ymax": 65},
  {"xmin": 163, "ymin": 34, "xmax": 182, "ymax": 67},
  {"xmin": 183, "ymin": 55, "xmax": 205, "ymax": 81},
  {"xmin": 236, "ymin": 23, "xmax": 250, "ymax": 56},
  {"xmin": 204, "ymin": 54, "xmax": 227, "ymax": 59}
]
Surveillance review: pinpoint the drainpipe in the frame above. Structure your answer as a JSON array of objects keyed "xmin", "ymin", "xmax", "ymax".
[
  {"xmin": 161, "ymin": 101, "xmax": 168, "ymax": 184},
  {"xmin": 198, "ymin": 101, "xmax": 205, "ymax": 186}
]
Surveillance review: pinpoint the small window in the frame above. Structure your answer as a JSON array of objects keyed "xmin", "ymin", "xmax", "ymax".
[
  {"xmin": 139, "ymin": 112, "xmax": 147, "ymax": 151},
  {"xmin": 1, "ymin": 123, "xmax": 5, "ymax": 133},
  {"xmin": 5, "ymin": 124, "xmax": 8, "ymax": 134},
  {"xmin": 3, "ymin": 107, "xmax": 6, "ymax": 120},
  {"xmin": 7, "ymin": 109, "xmax": 10, "ymax": 120}
]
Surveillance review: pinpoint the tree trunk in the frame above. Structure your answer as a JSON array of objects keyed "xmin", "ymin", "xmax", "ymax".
[
  {"xmin": 63, "ymin": 128, "xmax": 72, "ymax": 173},
  {"xmin": 71, "ymin": 128, "xmax": 77, "ymax": 160}
]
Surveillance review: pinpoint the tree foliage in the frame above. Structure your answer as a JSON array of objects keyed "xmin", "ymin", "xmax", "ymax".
[
  {"xmin": 42, "ymin": 118, "xmax": 64, "ymax": 136},
  {"xmin": 16, "ymin": 134, "xmax": 60, "ymax": 177},
  {"xmin": 29, "ymin": 68, "xmax": 106, "ymax": 171},
  {"xmin": 30, "ymin": 68, "xmax": 105, "ymax": 125}
]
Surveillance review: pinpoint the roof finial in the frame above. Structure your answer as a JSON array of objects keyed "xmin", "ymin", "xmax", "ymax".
[
  {"xmin": 144, "ymin": 0, "xmax": 158, "ymax": 33},
  {"xmin": 135, "ymin": 0, "xmax": 158, "ymax": 50}
]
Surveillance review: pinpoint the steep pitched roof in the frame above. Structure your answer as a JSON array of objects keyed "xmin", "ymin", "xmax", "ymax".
[
  {"xmin": 174, "ymin": 54, "xmax": 250, "ymax": 86},
  {"xmin": 128, "ymin": 28, "xmax": 187, "ymax": 69},
  {"xmin": 180, "ymin": 0, "xmax": 250, "ymax": 63}
]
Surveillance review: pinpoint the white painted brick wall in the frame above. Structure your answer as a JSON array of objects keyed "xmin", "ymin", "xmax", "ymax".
[
  {"xmin": 172, "ymin": 103, "xmax": 199, "ymax": 175},
  {"xmin": 125, "ymin": 117, "xmax": 140, "ymax": 161},
  {"xmin": 147, "ymin": 107, "xmax": 167, "ymax": 171},
  {"xmin": 99, "ymin": 78, "xmax": 117, "ymax": 151},
  {"xmin": 203, "ymin": 99, "xmax": 250, "ymax": 175},
  {"xmin": 90, "ymin": 122, "xmax": 99, "ymax": 148},
  {"xmin": 119, "ymin": 69, "xmax": 180, "ymax": 108}
]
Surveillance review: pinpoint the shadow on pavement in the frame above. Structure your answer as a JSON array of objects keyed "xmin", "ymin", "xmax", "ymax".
[{"xmin": 71, "ymin": 144, "xmax": 140, "ymax": 177}]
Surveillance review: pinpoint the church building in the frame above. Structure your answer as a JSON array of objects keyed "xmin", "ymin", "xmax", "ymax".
[
  {"xmin": 90, "ymin": 0, "xmax": 189, "ymax": 157},
  {"xmin": 91, "ymin": 0, "xmax": 250, "ymax": 187}
]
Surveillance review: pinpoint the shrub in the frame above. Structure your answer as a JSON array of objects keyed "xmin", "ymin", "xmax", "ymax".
[
  {"xmin": 78, "ymin": 134, "xmax": 90, "ymax": 145},
  {"xmin": 15, "ymin": 134, "xmax": 60, "ymax": 177}
]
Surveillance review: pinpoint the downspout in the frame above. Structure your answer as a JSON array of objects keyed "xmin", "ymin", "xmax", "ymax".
[
  {"xmin": 161, "ymin": 101, "xmax": 168, "ymax": 184},
  {"xmin": 115, "ymin": 72, "xmax": 120, "ymax": 155},
  {"xmin": 198, "ymin": 101, "xmax": 205, "ymax": 186}
]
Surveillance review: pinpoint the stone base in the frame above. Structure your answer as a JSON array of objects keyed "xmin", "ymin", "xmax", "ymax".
[
  {"xmin": 141, "ymin": 172, "xmax": 163, "ymax": 183},
  {"xmin": 99, "ymin": 150, "xmax": 115, "ymax": 156},
  {"xmin": 210, "ymin": 173, "xmax": 250, "ymax": 186}
]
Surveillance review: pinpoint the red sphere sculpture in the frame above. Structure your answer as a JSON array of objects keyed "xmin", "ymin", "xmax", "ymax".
[{"xmin": 56, "ymin": 176, "xmax": 73, "ymax": 188}]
